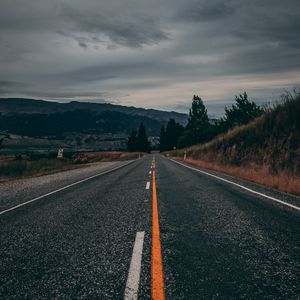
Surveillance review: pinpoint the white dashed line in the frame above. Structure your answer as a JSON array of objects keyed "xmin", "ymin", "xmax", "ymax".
[
  {"xmin": 0, "ymin": 161, "xmax": 134, "ymax": 216},
  {"xmin": 124, "ymin": 231, "xmax": 145, "ymax": 300},
  {"xmin": 149, "ymin": 170, "xmax": 152, "ymax": 175},
  {"xmin": 171, "ymin": 159, "xmax": 300, "ymax": 212},
  {"xmin": 145, "ymin": 181, "xmax": 150, "ymax": 190}
]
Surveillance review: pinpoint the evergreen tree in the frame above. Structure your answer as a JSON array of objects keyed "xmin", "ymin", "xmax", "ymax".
[
  {"xmin": 178, "ymin": 95, "xmax": 210, "ymax": 147},
  {"xmin": 159, "ymin": 125, "xmax": 166, "ymax": 152},
  {"xmin": 218, "ymin": 92, "xmax": 263, "ymax": 132},
  {"xmin": 0, "ymin": 112, "xmax": 3, "ymax": 149},
  {"xmin": 127, "ymin": 129, "xmax": 137, "ymax": 151},
  {"xmin": 137, "ymin": 122, "xmax": 151, "ymax": 152},
  {"xmin": 127, "ymin": 123, "xmax": 151, "ymax": 153},
  {"xmin": 187, "ymin": 95, "xmax": 209, "ymax": 133},
  {"xmin": 159, "ymin": 119, "xmax": 184, "ymax": 151}
]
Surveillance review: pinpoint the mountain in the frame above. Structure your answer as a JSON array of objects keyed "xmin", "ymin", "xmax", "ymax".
[
  {"xmin": 0, "ymin": 109, "xmax": 163, "ymax": 137},
  {"xmin": 0, "ymin": 98, "xmax": 188, "ymax": 151},
  {"xmin": 0, "ymin": 98, "xmax": 187, "ymax": 125}
]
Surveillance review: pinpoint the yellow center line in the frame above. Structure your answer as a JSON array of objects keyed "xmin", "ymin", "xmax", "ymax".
[{"xmin": 151, "ymin": 159, "xmax": 165, "ymax": 300}]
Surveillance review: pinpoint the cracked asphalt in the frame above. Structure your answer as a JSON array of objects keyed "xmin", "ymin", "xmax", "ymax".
[{"xmin": 0, "ymin": 155, "xmax": 299, "ymax": 299}]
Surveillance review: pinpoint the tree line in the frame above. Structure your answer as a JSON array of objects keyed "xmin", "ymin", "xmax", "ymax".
[
  {"xmin": 0, "ymin": 110, "xmax": 162, "ymax": 138},
  {"xmin": 159, "ymin": 92, "xmax": 263, "ymax": 151},
  {"xmin": 127, "ymin": 122, "xmax": 151, "ymax": 153}
]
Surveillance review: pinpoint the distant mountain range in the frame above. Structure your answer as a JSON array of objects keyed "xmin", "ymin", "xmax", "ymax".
[
  {"xmin": 0, "ymin": 98, "xmax": 188, "ymax": 138},
  {"xmin": 0, "ymin": 98, "xmax": 187, "ymax": 124}
]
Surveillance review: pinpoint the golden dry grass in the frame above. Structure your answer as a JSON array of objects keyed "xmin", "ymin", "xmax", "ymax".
[
  {"xmin": 72, "ymin": 151, "xmax": 144, "ymax": 163},
  {"xmin": 169, "ymin": 94, "xmax": 300, "ymax": 196},
  {"xmin": 0, "ymin": 151, "xmax": 143, "ymax": 181},
  {"xmin": 0, "ymin": 158, "xmax": 82, "ymax": 181},
  {"xmin": 173, "ymin": 157, "xmax": 300, "ymax": 196}
]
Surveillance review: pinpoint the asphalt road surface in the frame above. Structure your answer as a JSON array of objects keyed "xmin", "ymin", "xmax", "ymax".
[{"xmin": 0, "ymin": 155, "xmax": 299, "ymax": 299}]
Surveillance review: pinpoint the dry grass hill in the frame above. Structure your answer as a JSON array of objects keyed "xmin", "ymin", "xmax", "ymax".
[{"xmin": 171, "ymin": 93, "xmax": 300, "ymax": 195}]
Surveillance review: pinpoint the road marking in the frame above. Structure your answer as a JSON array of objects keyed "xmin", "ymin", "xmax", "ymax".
[
  {"xmin": 124, "ymin": 231, "xmax": 145, "ymax": 300},
  {"xmin": 0, "ymin": 160, "xmax": 134, "ymax": 216},
  {"xmin": 149, "ymin": 170, "xmax": 152, "ymax": 175},
  {"xmin": 171, "ymin": 159, "xmax": 300, "ymax": 212},
  {"xmin": 146, "ymin": 181, "xmax": 150, "ymax": 190},
  {"xmin": 152, "ymin": 161, "xmax": 165, "ymax": 300}
]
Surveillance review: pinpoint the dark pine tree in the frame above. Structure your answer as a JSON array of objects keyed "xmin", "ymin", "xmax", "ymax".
[
  {"xmin": 160, "ymin": 118, "xmax": 184, "ymax": 151},
  {"xmin": 178, "ymin": 95, "xmax": 210, "ymax": 147},
  {"xmin": 127, "ymin": 129, "xmax": 137, "ymax": 152},
  {"xmin": 127, "ymin": 123, "xmax": 151, "ymax": 153},
  {"xmin": 0, "ymin": 112, "xmax": 3, "ymax": 149},
  {"xmin": 137, "ymin": 122, "xmax": 151, "ymax": 153},
  {"xmin": 159, "ymin": 125, "xmax": 166, "ymax": 152},
  {"xmin": 217, "ymin": 92, "xmax": 263, "ymax": 132}
]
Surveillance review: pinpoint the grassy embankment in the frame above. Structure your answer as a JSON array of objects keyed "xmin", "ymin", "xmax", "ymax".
[
  {"xmin": 169, "ymin": 93, "xmax": 300, "ymax": 196},
  {"xmin": 0, "ymin": 151, "xmax": 143, "ymax": 181}
]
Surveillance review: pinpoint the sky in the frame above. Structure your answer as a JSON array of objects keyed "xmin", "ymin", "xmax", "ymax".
[{"xmin": 0, "ymin": 0, "xmax": 300, "ymax": 117}]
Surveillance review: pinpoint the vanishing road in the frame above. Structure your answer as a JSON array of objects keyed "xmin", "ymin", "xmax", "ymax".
[{"xmin": 0, "ymin": 155, "xmax": 299, "ymax": 299}]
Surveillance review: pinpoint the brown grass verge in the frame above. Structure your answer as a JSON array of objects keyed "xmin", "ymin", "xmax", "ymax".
[
  {"xmin": 0, "ymin": 151, "xmax": 143, "ymax": 182},
  {"xmin": 0, "ymin": 159, "xmax": 84, "ymax": 182},
  {"xmin": 173, "ymin": 157, "xmax": 300, "ymax": 196},
  {"xmin": 72, "ymin": 151, "xmax": 144, "ymax": 163}
]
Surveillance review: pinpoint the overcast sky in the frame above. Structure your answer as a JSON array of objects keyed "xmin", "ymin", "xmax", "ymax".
[{"xmin": 0, "ymin": 0, "xmax": 299, "ymax": 117}]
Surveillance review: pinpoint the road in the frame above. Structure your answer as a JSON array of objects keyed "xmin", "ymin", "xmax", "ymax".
[{"xmin": 0, "ymin": 155, "xmax": 299, "ymax": 299}]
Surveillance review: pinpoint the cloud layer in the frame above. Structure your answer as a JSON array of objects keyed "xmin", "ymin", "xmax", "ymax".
[{"xmin": 0, "ymin": 0, "xmax": 299, "ymax": 116}]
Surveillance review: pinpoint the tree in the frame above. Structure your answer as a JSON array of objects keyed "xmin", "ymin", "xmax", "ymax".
[
  {"xmin": 127, "ymin": 129, "xmax": 137, "ymax": 152},
  {"xmin": 136, "ymin": 122, "xmax": 151, "ymax": 152},
  {"xmin": 127, "ymin": 123, "xmax": 151, "ymax": 153},
  {"xmin": 159, "ymin": 118, "xmax": 184, "ymax": 151},
  {"xmin": 178, "ymin": 95, "xmax": 210, "ymax": 147},
  {"xmin": 0, "ymin": 112, "xmax": 3, "ymax": 150},
  {"xmin": 218, "ymin": 92, "xmax": 263, "ymax": 132},
  {"xmin": 159, "ymin": 125, "xmax": 166, "ymax": 152},
  {"xmin": 187, "ymin": 96, "xmax": 209, "ymax": 129}
]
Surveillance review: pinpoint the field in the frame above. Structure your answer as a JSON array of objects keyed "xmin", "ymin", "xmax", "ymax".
[{"xmin": 0, "ymin": 151, "xmax": 143, "ymax": 181}]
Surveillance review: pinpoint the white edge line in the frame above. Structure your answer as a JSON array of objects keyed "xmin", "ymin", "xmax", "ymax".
[
  {"xmin": 170, "ymin": 159, "xmax": 300, "ymax": 212},
  {"xmin": 145, "ymin": 181, "xmax": 150, "ymax": 190},
  {"xmin": 124, "ymin": 231, "xmax": 145, "ymax": 300},
  {"xmin": 0, "ymin": 160, "xmax": 134, "ymax": 216}
]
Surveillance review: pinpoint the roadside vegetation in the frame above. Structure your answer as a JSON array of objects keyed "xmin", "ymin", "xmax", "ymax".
[
  {"xmin": 160, "ymin": 92, "xmax": 263, "ymax": 151},
  {"xmin": 0, "ymin": 157, "xmax": 79, "ymax": 181},
  {"xmin": 72, "ymin": 151, "xmax": 143, "ymax": 164},
  {"xmin": 165, "ymin": 91, "xmax": 300, "ymax": 196},
  {"xmin": 0, "ymin": 151, "xmax": 143, "ymax": 181}
]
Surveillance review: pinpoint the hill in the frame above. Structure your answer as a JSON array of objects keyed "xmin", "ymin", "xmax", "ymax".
[
  {"xmin": 0, "ymin": 98, "xmax": 187, "ymax": 125},
  {"xmin": 0, "ymin": 98, "xmax": 187, "ymax": 152},
  {"xmin": 170, "ymin": 93, "xmax": 300, "ymax": 195},
  {"xmin": 0, "ymin": 109, "xmax": 163, "ymax": 137}
]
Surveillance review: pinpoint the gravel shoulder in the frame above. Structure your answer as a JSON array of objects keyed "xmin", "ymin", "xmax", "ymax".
[
  {"xmin": 170, "ymin": 158, "xmax": 300, "ymax": 210},
  {"xmin": 0, "ymin": 160, "xmax": 132, "ymax": 211}
]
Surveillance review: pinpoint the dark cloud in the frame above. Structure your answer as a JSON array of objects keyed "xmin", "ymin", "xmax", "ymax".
[
  {"xmin": 176, "ymin": 0, "xmax": 234, "ymax": 22},
  {"xmin": 59, "ymin": 1, "xmax": 169, "ymax": 48},
  {"xmin": 0, "ymin": 0, "xmax": 299, "ymax": 113},
  {"xmin": 0, "ymin": 81, "xmax": 22, "ymax": 88},
  {"xmin": 0, "ymin": 80, "xmax": 27, "ymax": 95}
]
